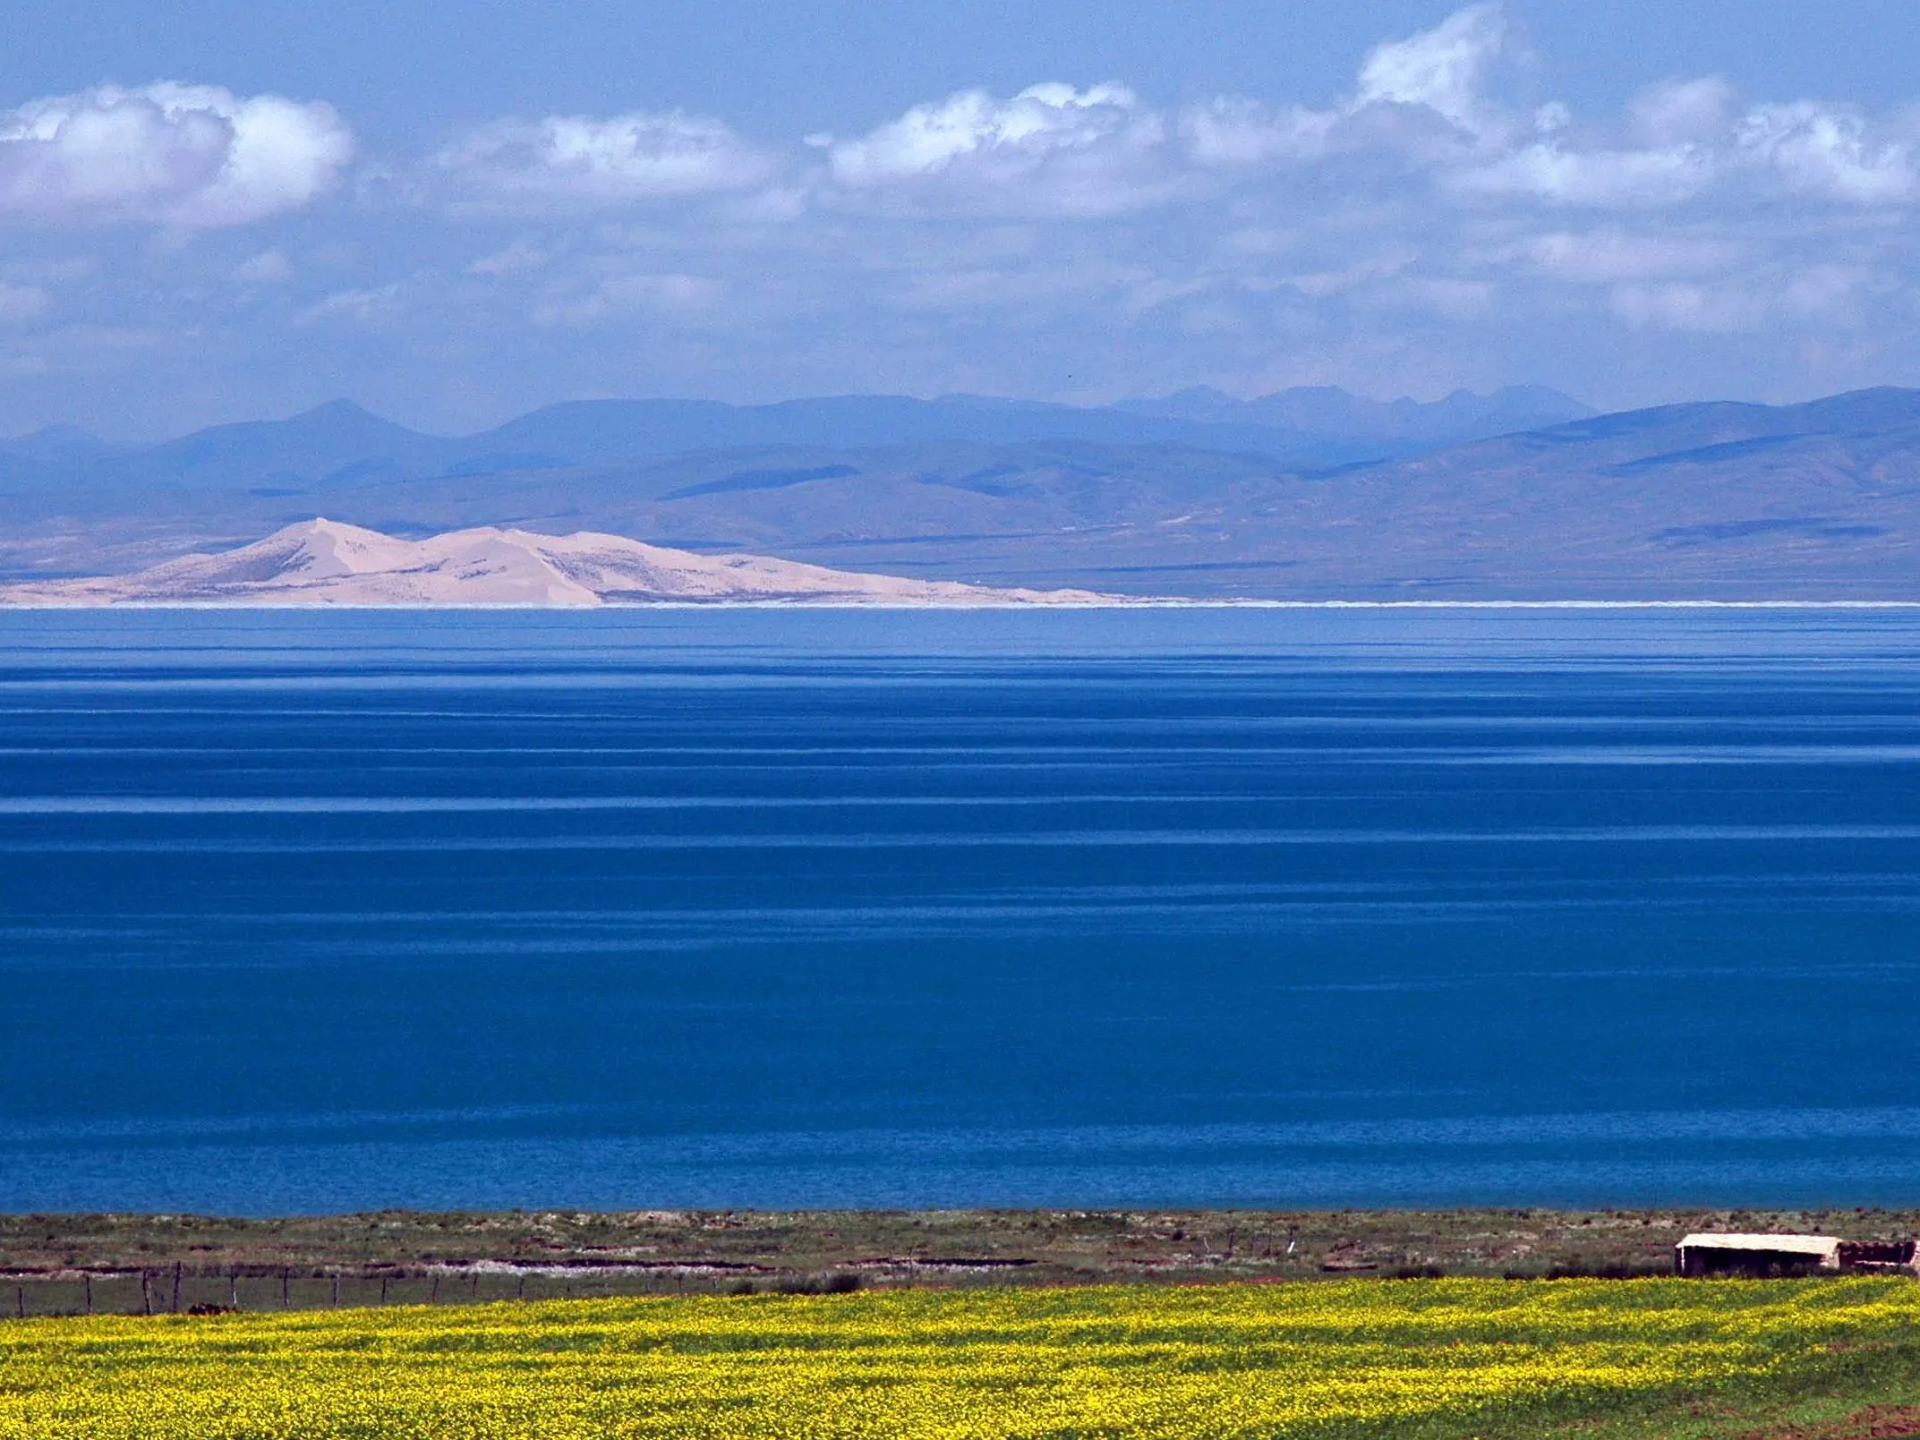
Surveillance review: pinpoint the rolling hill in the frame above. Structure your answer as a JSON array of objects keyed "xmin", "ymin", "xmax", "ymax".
[{"xmin": 0, "ymin": 519, "xmax": 1108, "ymax": 606}]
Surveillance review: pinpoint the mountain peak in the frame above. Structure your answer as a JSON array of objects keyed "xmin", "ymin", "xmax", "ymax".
[
  {"xmin": 293, "ymin": 398, "xmax": 378, "ymax": 420},
  {"xmin": 281, "ymin": 516, "xmax": 399, "ymax": 542},
  {"xmin": 279, "ymin": 399, "xmax": 423, "ymax": 436}
]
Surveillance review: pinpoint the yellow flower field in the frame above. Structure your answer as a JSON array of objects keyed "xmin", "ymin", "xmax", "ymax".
[{"xmin": 0, "ymin": 1277, "xmax": 1915, "ymax": 1440}]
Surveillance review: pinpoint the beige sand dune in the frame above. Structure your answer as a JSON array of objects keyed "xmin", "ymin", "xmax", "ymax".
[{"xmin": 0, "ymin": 519, "xmax": 1113, "ymax": 607}]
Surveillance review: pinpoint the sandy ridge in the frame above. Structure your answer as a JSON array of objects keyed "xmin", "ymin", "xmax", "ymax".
[{"xmin": 0, "ymin": 519, "xmax": 1114, "ymax": 607}]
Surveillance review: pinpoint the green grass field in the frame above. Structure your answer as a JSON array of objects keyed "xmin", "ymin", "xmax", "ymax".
[{"xmin": 1, "ymin": 1277, "xmax": 1916, "ymax": 1440}]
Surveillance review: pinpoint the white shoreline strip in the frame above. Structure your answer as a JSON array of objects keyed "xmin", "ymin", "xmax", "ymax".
[{"xmin": 5, "ymin": 599, "xmax": 1920, "ymax": 611}]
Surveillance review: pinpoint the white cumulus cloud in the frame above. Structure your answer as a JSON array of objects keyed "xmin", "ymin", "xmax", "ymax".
[
  {"xmin": 825, "ymin": 82, "xmax": 1191, "ymax": 215},
  {"xmin": 1180, "ymin": 5, "xmax": 1512, "ymax": 174},
  {"xmin": 1629, "ymin": 78, "xmax": 1738, "ymax": 147},
  {"xmin": 439, "ymin": 111, "xmax": 772, "ymax": 206},
  {"xmin": 1736, "ymin": 103, "xmax": 1914, "ymax": 204},
  {"xmin": 0, "ymin": 83, "xmax": 352, "ymax": 226},
  {"xmin": 1182, "ymin": 97, "xmax": 1335, "ymax": 168},
  {"xmin": 1353, "ymin": 3, "xmax": 1510, "ymax": 142},
  {"xmin": 830, "ymin": 82, "xmax": 1141, "ymax": 183},
  {"xmin": 1459, "ymin": 141, "xmax": 1717, "ymax": 208},
  {"xmin": 1455, "ymin": 73, "xmax": 1916, "ymax": 210}
]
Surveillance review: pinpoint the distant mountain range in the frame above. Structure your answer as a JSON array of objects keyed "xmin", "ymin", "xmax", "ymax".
[
  {"xmin": 5, "ymin": 383, "xmax": 1920, "ymax": 598},
  {"xmin": 0, "ymin": 383, "xmax": 1589, "ymax": 491},
  {"xmin": 0, "ymin": 519, "xmax": 1106, "ymax": 606}
]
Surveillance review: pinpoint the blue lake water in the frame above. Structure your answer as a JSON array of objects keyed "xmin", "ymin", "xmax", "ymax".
[{"xmin": 2, "ymin": 606, "xmax": 1918, "ymax": 1215}]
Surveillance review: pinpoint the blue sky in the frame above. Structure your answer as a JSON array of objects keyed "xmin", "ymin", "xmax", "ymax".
[{"xmin": 3, "ymin": 1, "xmax": 1919, "ymax": 436}]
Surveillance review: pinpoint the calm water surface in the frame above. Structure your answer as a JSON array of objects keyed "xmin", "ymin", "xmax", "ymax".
[{"xmin": 1, "ymin": 607, "xmax": 1917, "ymax": 1213}]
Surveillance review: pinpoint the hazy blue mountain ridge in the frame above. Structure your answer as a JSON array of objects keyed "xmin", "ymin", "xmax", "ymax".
[
  {"xmin": 4, "ymin": 385, "xmax": 1919, "ymax": 598},
  {"xmin": 0, "ymin": 384, "xmax": 1593, "ymax": 495}
]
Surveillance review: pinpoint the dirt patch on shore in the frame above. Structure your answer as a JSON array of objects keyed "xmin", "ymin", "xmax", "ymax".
[{"xmin": 1735, "ymin": 1406, "xmax": 1920, "ymax": 1440}]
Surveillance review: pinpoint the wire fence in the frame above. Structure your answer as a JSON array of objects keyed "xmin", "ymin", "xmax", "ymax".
[{"xmin": 0, "ymin": 1264, "xmax": 845, "ymax": 1319}]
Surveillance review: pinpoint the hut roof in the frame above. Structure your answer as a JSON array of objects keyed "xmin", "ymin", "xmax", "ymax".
[{"xmin": 1675, "ymin": 1233, "xmax": 1842, "ymax": 1257}]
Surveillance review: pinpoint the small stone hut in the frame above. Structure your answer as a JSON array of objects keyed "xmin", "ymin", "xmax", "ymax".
[{"xmin": 1675, "ymin": 1233, "xmax": 1919, "ymax": 1277}]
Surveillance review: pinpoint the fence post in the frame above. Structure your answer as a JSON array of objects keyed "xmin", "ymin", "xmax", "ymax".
[
  {"xmin": 141, "ymin": 1274, "xmax": 152, "ymax": 1316},
  {"xmin": 331, "ymin": 1274, "xmax": 340, "ymax": 1307},
  {"xmin": 229, "ymin": 1270, "xmax": 239, "ymax": 1310},
  {"xmin": 85, "ymin": 1274, "xmax": 93, "ymax": 1316},
  {"xmin": 282, "ymin": 1269, "xmax": 290, "ymax": 1308},
  {"xmin": 380, "ymin": 1275, "xmax": 389, "ymax": 1306},
  {"xmin": 171, "ymin": 1263, "xmax": 182, "ymax": 1314}
]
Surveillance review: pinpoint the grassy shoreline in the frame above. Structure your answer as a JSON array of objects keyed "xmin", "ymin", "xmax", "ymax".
[{"xmin": 2, "ymin": 1206, "xmax": 1916, "ymax": 1317}]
